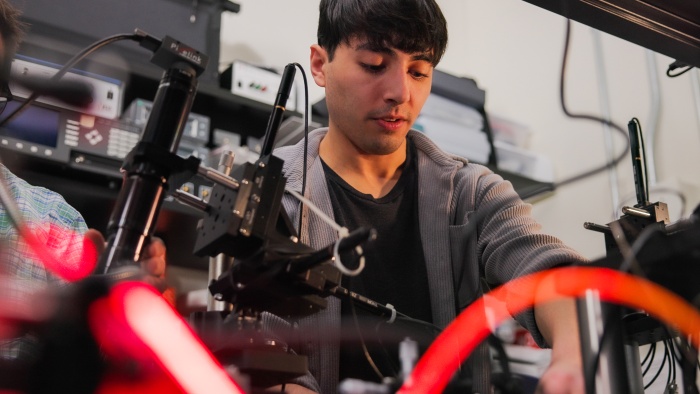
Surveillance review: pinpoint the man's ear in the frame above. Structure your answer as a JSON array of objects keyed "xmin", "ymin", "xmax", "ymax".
[{"xmin": 309, "ymin": 44, "xmax": 328, "ymax": 88}]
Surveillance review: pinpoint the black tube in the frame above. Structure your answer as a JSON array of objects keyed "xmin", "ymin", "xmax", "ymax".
[
  {"xmin": 260, "ymin": 63, "xmax": 296, "ymax": 157},
  {"xmin": 96, "ymin": 65, "xmax": 198, "ymax": 274}
]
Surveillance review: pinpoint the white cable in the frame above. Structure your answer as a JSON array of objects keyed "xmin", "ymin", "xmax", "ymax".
[
  {"xmin": 286, "ymin": 187, "xmax": 365, "ymax": 276},
  {"xmin": 332, "ymin": 237, "xmax": 365, "ymax": 277},
  {"xmin": 286, "ymin": 188, "xmax": 344, "ymax": 233}
]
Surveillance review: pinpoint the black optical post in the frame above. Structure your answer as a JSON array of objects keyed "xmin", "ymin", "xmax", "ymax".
[{"xmin": 96, "ymin": 32, "xmax": 208, "ymax": 276}]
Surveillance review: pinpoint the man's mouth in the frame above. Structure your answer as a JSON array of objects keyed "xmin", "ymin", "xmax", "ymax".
[
  {"xmin": 375, "ymin": 116, "xmax": 407, "ymax": 130},
  {"xmin": 375, "ymin": 114, "xmax": 407, "ymax": 122}
]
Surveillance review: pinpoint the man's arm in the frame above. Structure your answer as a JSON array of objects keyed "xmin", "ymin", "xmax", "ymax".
[{"xmin": 534, "ymin": 298, "xmax": 585, "ymax": 394}]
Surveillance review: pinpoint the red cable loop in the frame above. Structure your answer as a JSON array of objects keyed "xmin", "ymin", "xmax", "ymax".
[{"xmin": 398, "ymin": 266, "xmax": 700, "ymax": 394}]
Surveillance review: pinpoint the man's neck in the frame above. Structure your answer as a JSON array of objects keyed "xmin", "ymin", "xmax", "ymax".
[{"xmin": 319, "ymin": 128, "xmax": 407, "ymax": 198}]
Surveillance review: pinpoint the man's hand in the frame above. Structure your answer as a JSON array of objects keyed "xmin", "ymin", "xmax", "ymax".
[
  {"xmin": 536, "ymin": 355, "xmax": 585, "ymax": 394},
  {"xmin": 84, "ymin": 229, "xmax": 167, "ymax": 292},
  {"xmin": 139, "ymin": 236, "xmax": 167, "ymax": 291}
]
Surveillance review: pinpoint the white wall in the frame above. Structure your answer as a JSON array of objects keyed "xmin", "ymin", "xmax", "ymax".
[{"xmin": 221, "ymin": 0, "xmax": 700, "ymax": 260}]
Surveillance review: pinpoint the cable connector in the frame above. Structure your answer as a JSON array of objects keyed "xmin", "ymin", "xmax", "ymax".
[
  {"xmin": 666, "ymin": 59, "xmax": 693, "ymax": 77},
  {"xmin": 133, "ymin": 28, "xmax": 162, "ymax": 53},
  {"xmin": 668, "ymin": 60, "xmax": 689, "ymax": 71},
  {"xmin": 399, "ymin": 337, "xmax": 419, "ymax": 379}
]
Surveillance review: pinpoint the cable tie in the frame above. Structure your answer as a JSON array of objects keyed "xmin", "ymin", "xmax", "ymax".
[{"xmin": 386, "ymin": 303, "xmax": 397, "ymax": 324}]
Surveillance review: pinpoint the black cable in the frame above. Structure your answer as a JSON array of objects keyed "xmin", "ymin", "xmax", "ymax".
[
  {"xmin": 665, "ymin": 340, "xmax": 674, "ymax": 391},
  {"xmin": 346, "ymin": 278, "xmax": 385, "ymax": 381},
  {"xmin": 395, "ymin": 314, "xmax": 441, "ymax": 335},
  {"xmin": 666, "ymin": 60, "xmax": 694, "ymax": 78},
  {"xmin": 667, "ymin": 339, "xmax": 677, "ymax": 387},
  {"xmin": 667, "ymin": 66, "xmax": 693, "ymax": 77},
  {"xmin": 291, "ymin": 63, "xmax": 310, "ymax": 237},
  {"xmin": 553, "ymin": 19, "xmax": 630, "ymax": 191},
  {"xmin": 373, "ymin": 320, "xmax": 401, "ymax": 377},
  {"xmin": 0, "ymin": 33, "xmax": 138, "ymax": 129},
  {"xmin": 640, "ymin": 341, "xmax": 655, "ymax": 368},
  {"xmin": 642, "ymin": 342, "xmax": 657, "ymax": 377},
  {"xmin": 664, "ymin": 327, "xmax": 683, "ymax": 366},
  {"xmin": 644, "ymin": 338, "xmax": 669, "ymax": 389}
]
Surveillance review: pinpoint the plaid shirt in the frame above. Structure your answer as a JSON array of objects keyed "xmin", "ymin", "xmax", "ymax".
[{"xmin": 0, "ymin": 164, "xmax": 87, "ymax": 360}]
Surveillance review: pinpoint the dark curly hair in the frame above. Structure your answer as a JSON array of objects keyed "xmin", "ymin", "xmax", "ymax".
[
  {"xmin": 318, "ymin": 0, "xmax": 448, "ymax": 67},
  {"xmin": 0, "ymin": 0, "xmax": 26, "ymax": 57}
]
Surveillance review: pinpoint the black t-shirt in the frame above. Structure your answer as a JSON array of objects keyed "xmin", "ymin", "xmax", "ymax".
[{"xmin": 322, "ymin": 139, "xmax": 434, "ymax": 383}]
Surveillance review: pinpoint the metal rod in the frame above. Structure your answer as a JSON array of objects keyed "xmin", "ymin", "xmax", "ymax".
[
  {"xmin": 592, "ymin": 29, "xmax": 621, "ymax": 220},
  {"xmin": 208, "ymin": 150, "xmax": 236, "ymax": 312},
  {"xmin": 172, "ymin": 189, "xmax": 209, "ymax": 212},
  {"xmin": 621, "ymin": 206, "xmax": 652, "ymax": 218},
  {"xmin": 644, "ymin": 50, "xmax": 661, "ymax": 186},
  {"xmin": 197, "ymin": 165, "xmax": 240, "ymax": 190}
]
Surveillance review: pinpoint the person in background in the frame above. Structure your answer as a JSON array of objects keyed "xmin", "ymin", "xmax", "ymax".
[
  {"xmin": 270, "ymin": 0, "xmax": 588, "ymax": 393},
  {"xmin": 0, "ymin": 0, "xmax": 168, "ymax": 361}
]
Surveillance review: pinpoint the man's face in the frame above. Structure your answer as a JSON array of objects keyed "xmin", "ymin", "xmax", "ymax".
[{"xmin": 311, "ymin": 37, "xmax": 434, "ymax": 156}]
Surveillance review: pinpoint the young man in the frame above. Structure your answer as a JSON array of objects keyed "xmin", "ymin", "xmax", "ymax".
[
  {"xmin": 0, "ymin": 0, "xmax": 167, "ymax": 360},
  {"xmin": 272, "ymin": 0, "xmax": 587, "ymax": 393}
]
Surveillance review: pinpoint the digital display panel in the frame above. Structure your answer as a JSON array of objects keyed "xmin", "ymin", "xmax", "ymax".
[{"xmin": 0, "ymin": 101, "xmax": 61, "ymax": 148}]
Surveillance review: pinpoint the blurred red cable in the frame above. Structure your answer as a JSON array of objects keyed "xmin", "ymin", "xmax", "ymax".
[{"xmin": 398, "ymin": 266, "xmax": 700, "ymax": 394}]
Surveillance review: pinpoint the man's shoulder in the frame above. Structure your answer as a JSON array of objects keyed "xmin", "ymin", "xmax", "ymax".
[
  {"xmin": 274, "ymin": 128, "xmax": 327, "ymax": 158},
  {"xmin": 273, "ymin": 128, "xmax": 327, "ymax": 177},
  {"xmin": 409, "ymin": 130, "xmax": 466, "ymax": 166},
  {"xmin": 1, "ymin": 165, "xmax": 86, "ymax": 228},
  {"xmin": 409, "ymin": 130, "xmax": 497, "ymax": 177}
]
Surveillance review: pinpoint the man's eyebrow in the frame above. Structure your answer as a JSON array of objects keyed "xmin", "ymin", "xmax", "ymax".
[
  {"xmin": 411, "ymin": 53, "xmax": 432, "ymax": 63},
  {"xmin": 355, "ymin": 42, "xmax": 432, "ymax": 63},
  {"xmin": 355, "ymin": 42, "xmax": 394, "ymax": 56}
]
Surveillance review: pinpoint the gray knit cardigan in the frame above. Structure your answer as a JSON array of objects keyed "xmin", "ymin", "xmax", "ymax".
[{"xmin": 268, "ymin": 128, "xmax": 587, "ymax": 393}]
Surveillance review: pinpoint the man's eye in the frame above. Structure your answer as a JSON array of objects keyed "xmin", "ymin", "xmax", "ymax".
[
  {"xmin": 361, "ymin": 63, "xmax": 384, "ymax": 73},
  {"xmin": 410, "ymin": 70, "xmax": 429, "ymax": 79}
]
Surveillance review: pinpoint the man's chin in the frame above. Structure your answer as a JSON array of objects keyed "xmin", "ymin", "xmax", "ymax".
[{"xmin": 362, "ymin": 135, "xmax": 406, "ymax": 156}]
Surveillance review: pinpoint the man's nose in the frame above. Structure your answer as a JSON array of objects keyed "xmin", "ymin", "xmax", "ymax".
[{"xmin": 383, "ymin": 69, "xmax": 411, "ymax": 104}]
